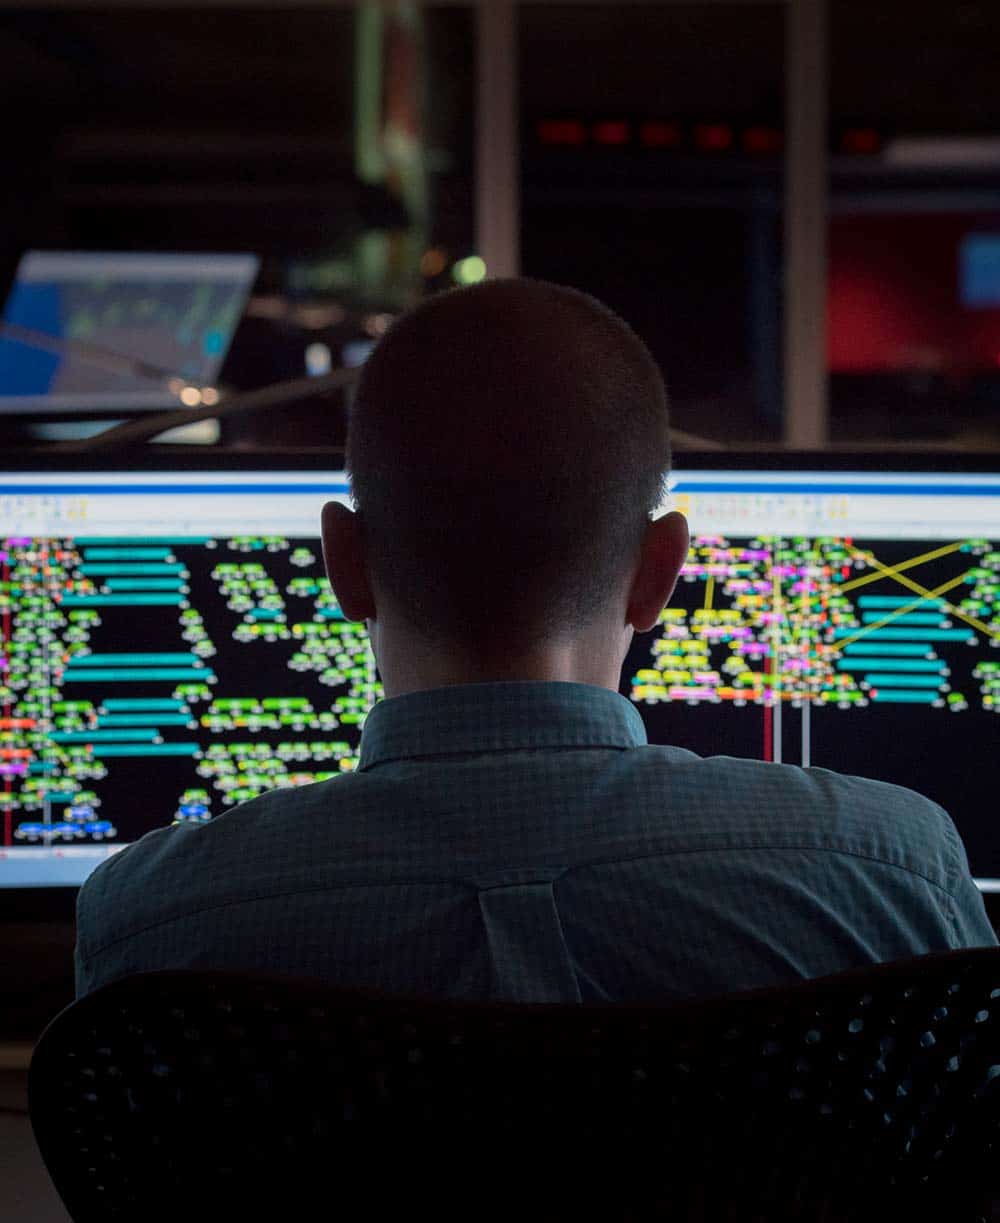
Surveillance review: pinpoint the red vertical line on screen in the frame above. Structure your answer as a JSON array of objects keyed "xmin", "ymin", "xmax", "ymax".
[
  {"xmin": 771, "ymin": 560, "xmax": 783, "ymax": 764},
  {"xmin": 2, "ymin": 553, "xmax": 11, "ymax": 845},
  {"xmin": 800, "ymin": 578, "xmax": 811, "ymax": 769},
  {"xmin": 763, "ymin": 652, "xmax": 773, "ymax": 762},
  {"xmin": 762, "ymin": 543, "xmax": 775, "ymax": 763}
]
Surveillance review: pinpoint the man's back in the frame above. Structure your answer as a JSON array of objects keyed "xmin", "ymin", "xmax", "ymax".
[{"xmin": 75, "ymin": 682, "xmax": 996, "ymax": 1000}]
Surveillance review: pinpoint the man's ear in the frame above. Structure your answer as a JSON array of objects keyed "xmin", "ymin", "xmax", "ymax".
[
  {"xmin": 321, "ymin": 501, "xmax": 376, "ymax": 623},
  {"xmin": 626, "ymin": 511, "xmax": 690, "ymax": 633}
]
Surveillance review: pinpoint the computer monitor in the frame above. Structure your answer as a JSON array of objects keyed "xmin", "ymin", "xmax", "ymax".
[
  {"xmin": 0, "ymin": 251, "xmax": 259, "ymax": 413},
  {"xmin": 1, "ymin": 454, "xmax": 997, "ymax": 890}
]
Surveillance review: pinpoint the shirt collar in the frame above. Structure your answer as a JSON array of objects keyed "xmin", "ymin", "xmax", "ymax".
[{"xmin": 357, "ymin": 681, "xmax": 647, "ymax": 771}]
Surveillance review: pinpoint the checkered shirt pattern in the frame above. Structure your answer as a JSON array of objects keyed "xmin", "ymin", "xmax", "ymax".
[{"xmin": 76, "ymin": 681, "xmax": 996, "ymax": 1001}]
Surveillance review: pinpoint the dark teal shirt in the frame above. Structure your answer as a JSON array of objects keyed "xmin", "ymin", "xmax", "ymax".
[{"xmin": 75, "ymin": 681, "xmax": 997, "ymax": 1001}]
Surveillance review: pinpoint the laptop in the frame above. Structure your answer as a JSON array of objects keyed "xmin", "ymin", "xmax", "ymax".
[{"xmin": 0, "ymin": 250, "xmax": 259, "ymax": 414}]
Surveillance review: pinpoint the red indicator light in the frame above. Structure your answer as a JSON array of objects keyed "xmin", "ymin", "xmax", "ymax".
[
  {"xmin": 537, "ymin": 119, "xmax": 587, "ymax": 146},
  {"xmin": 592, "ymin": 120, "xmax": 630, "ymax": 146},
  {"xmin": 743, "ymin": 125, "xmax": 783, "ymax": 155},
  {"xmin": 840, "ymin": 128, "xmax": 881, "ymax": 155},
  {"xmin": 639, "ymin": 120, "xmax": 683, "ymax": 149},
  {"xmin": 695, "ymin": 123, "xmax": 734, "ymax": 152}
]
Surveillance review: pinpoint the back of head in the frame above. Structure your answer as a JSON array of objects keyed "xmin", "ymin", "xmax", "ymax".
[{"xmin": 347, "ymin": 277, "xmax": 671, "ymax": 649}]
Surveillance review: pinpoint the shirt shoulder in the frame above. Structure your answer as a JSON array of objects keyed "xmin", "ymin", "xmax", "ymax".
[
  {"xmin": 629, "ymin": 744, "xmax": 967, "ymax": 894},
  {"xmin": 76, "ymin": 773, "xmax": 365, "ymax": 955}
]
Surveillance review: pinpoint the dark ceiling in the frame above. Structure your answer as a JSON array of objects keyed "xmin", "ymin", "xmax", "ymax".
[
  {"xmin": 1, "ymin": 2, "xmax": 998, "ymax": 270},
  {"xmin": 0, "ymin": 9, "xmax": 356, "ymax": 124},
  {"xmin": 830, "ymin": 1, "xmax": 1000, "ymax": 133},
  {"xmin": 3, "ymin": 2, "xmax": 999, "ymax": 156},
  {"xmin": 520, "ymin": 0, "xmax": 1000, "ymax": 133},
  {"xmin": 520, "ymin": 4, "xmax": 784, "ymax": 118},
  {"xmin": 0, "ymin": 7, "xmax": 474, "ymax": 268}
]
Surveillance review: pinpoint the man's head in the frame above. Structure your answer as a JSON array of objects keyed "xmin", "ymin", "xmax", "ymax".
[{"xmin": 322, "ymin": 277, "xmax": 689, "ymax": 693}]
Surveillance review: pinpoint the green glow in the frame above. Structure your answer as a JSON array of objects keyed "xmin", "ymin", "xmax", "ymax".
[{"xmin": 453, "ymin": 256, "xmax": 487, "ymax": 286}]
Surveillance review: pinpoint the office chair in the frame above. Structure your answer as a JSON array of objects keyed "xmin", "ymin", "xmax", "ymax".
[{"xmin": 29, "ymin": 947, "xmax": 1000, "ymax": 1222}]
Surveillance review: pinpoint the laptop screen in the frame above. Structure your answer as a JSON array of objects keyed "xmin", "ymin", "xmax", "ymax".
[{"xmin": 0, "ymin": 251, "xmax": 258, "ymax": 413}]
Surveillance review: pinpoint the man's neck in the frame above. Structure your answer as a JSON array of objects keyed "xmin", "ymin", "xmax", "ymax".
[{"xmin": 371, "ymin": 619, "xmax": 631, "ymax": 700}]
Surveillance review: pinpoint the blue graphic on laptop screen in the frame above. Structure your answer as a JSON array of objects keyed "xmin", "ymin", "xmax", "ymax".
[{"xmin": 0, "ymin": 252, "xmax": 258, "ymax": 412}]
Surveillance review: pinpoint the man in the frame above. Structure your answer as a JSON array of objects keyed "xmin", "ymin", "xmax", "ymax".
[{"xmin": 75, "ymin": 279, "xmax": 996, "ymax": 1000}]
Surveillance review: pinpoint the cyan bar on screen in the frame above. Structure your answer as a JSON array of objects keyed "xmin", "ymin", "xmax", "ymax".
[
  {"xmin": 857, "ymin": 597, "xmax": 947, "ymax": 610},
  {"xmin": 70, "ymin": 653, "xmax": 200, "ymax": 667},
  {"xmin": 73, "ymin": 537, "xmax": 211, "ymax": 546},
  {"xmin": 841, "ymin": 642, "xmax": 933, "ymax": 656},
  {"xmin": 835, "ymin": 659, "xmax": 946, "ymax": 673},
  {"xmin": 248, "ymin": 609, "xmax": 284, "ymax": 620},
  {"xmin": 45, "ymin": 793, "xmax": 77, "ymax": 804},
  {"xmin": 62, "ymin": 668, "xmax": 214, "ymax": 682},
  {"xmin": 78, "ymin": 564, "xmax": 186, "ymax": 576},
  {"xmin": 50, "ymin": 729, "xmax": 159, "ymax": 743},
  {"xmin": 105, "ymin": 579, "xmax": 186, "ymax": 591},
  {"xmin": 865, "ymin": 674, "xmax": 945, "ymax": 689},
  {"xmin": 832, "ymin": 628, "xmax": 973, "ymax": 641},
  {"xmin": 82, "ymin": 548, "xmax": 173, "ymax": 561},
  {"xmin": 60, "ymin": 595, "xmax": 185, "ymax": 607},
  {"xmin": 102, "ymin": 699, "xmax": 187, "ymax": 712},
  {"xmin": 96, "ymin": 714, "xmax": 192, "ymax": 728},
  {"xmin": 91, "ymin": 743, "xmax": 201, "ymax": 757},
  {"xmin": 870, "ymin": 690, "xmax": 940, "ymax": 704},
  {"xmin": 860, "ymin": 612, "xmax": 947, "ymax": 626}
]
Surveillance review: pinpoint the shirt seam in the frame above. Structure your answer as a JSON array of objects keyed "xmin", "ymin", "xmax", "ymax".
[{"xmin": 78, "ymin": 842, "xmax": 965, "ymax": 964}]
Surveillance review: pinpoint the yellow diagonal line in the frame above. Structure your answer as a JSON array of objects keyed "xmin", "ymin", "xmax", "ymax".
[
  {"xmin": 838, "ymin": 540, "xmax": 966, "ymax": 594},
  {"xmin": 704, "ymin": 574, "xmax": 714, "ymax": 611},
  {"xmin": 851, "ymin": 550, "xmax": 999, "ymax": 641},
  {"xmin": 832, "ymin": 573, "xmax": 970, "ymax": 653}
]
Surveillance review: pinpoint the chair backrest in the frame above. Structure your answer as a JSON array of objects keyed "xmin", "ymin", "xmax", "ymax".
[{"xmin": 29, "ymin": 948, "xmax": 1000, "ymax": 1223}]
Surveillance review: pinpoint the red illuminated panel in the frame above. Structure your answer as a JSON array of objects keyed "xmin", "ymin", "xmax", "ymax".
[
  {"xmin": 639, "ymin": 120, "xmax": 683, "ymax": 149},
  {"xmin": 536, "ymin": 119, "xmax": 587, "ymax": 146},
  {"xmin": 592, "ymin": 120, "xmax": 631, "ymax": 146},
  {"xmin": 743, "ymin": 125, "xmax": 783, "ymax": 155},
  {"xmin": 694, "ymin": 123, "xmax": 734, "ymax": 152},
  {"xmin": 840, "ymin": 128, "xmax": 882, "ymax": 155}
]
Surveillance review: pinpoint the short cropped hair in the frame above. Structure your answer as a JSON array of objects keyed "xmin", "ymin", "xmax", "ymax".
[{"xmin": 346, "ymin": 278, "xmax": 671, "ymax": 647}]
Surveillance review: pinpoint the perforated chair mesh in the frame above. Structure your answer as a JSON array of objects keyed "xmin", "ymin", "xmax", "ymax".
[{"xmin": 29, "ymin": 948, "xmax": 1000, "ymax": 1222}]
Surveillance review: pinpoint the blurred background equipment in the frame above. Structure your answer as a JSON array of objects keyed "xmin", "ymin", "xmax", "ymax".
[
  {"xmin": 1, "ymin": 3, "xmax": 1000, "ymax": 451},
  {"xmin": 0, "ymin": 1, "xmax": 475, "ymax": 451}
]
